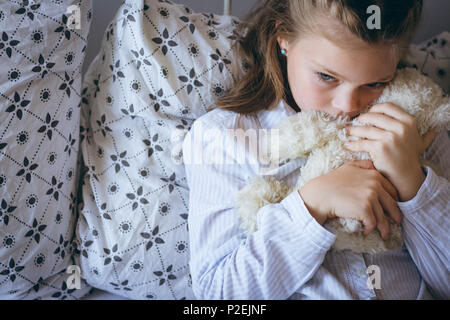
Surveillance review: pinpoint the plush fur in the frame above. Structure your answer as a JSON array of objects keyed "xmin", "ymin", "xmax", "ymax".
[{"xmin": 237, "ymin": 67, "xmax": 450, "ymax": 254}]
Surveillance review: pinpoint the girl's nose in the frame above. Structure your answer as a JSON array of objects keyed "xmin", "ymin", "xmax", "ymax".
[{"xmin": 333, "ymin": 88, "xmax": 362, "ymax": 114}]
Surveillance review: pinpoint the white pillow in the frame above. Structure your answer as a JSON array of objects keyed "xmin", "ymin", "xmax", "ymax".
[
  {"xmin": 76, "ymin": 0, "xmax": 246, "ymax": 299},
  {"xmin": 0, "ymin": 0, "xmax": 93, "ymax": 299}
]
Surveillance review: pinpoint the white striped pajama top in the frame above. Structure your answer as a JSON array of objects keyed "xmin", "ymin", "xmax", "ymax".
[{"xmin": 182, "ymin": 100, "xmax": 450, "ymax": 300}]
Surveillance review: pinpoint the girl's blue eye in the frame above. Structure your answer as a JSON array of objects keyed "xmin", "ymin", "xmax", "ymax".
[
  {"xmin": 317, "ymin": 72, "xmax": 335, "ymax": 82},
  {"xmin": 316, "ymin": 71, "xmax": 389, "ymax": 88},
  {"xmin": 366, "ymin": 82, "xmax": 388, "ymax": 88}
]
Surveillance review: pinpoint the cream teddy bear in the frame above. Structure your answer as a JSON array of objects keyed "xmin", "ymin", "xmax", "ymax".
[{"xmin": 236, "ymin": 67, "xmax": 450, "ymax": 254}]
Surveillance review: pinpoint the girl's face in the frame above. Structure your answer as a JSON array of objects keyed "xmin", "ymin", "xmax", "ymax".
[{"xmin": 278, "ymin": 33, "xmax": 400, "ymax": 119}]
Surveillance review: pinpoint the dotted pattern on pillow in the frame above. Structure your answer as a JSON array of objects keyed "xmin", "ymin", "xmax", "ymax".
[
  {"xmin": 404, "ymin": 31, "xmax": 450, "ymax": 94},
  {"xmin": 0, "ymin": 0, "xmax": 93, "ymax": 299},
  {"xmin": 403, "ymin": 31, "xmax": 450, "ymax": 141},
  {"xmin": 76, "ymin": 0, "xmax": 246, "ymax": 299}
]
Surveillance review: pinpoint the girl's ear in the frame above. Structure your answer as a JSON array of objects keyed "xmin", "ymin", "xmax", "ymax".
[
  {"xmin": 277, "ymin": 36, "xmax": 289, "ymax": 52},
  {"xmin": 275, "ymin": 21, "xmax": 289, "ymax": 53}
]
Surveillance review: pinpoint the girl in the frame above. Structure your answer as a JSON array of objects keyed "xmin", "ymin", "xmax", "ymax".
[{"xmin": 182, "ymin": 0, "xmax": 449, "ymax": 299}]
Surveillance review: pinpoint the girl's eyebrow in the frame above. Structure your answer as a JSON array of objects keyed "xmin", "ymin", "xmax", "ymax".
[{"xmin": 313, "ymin": 61, "xmax": 395, "ymax": 82}]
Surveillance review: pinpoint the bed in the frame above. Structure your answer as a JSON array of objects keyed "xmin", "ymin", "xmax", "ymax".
[
  {"xmin": 75, "ymin": 0, "xmax": 450, "ymax": 300},
  {"xmin": 0, "ymin": 0, "xmax": 448, "ymax": 300}
]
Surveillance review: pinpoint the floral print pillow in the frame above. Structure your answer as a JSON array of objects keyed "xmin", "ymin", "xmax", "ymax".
[
  {"xmin": 404, "ymin": 31, "xmax": 450, "ymax": 93},
  {"xmin": 0, "ymin": 0, "xmax": 93, "ymax": 299},
  {"xmin": 76, "ymin": 0, "xmax": 246, "ymax": 299}
]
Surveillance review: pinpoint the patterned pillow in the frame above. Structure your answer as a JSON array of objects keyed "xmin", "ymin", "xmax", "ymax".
[
  {"xmin": 76, "ymin": 0, "xmax": 246, "ymax": 299},
  {"xmin": 403, "ymin": 31, "xmax": 450, "ymax": 93},
  {"xmin": 0, "ymin": 0, "xmax": 93, "ymax": 299}
]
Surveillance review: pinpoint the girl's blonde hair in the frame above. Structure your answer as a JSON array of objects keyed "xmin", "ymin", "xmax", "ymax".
[{"xmin": 217, "ymin": 0, "xmax": 423, "ymax": 115}]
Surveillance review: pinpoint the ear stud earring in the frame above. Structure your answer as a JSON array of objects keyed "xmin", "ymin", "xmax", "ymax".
[{"xmin": 281, "ymin": 49, "xmax": 286, "ymax": 55}]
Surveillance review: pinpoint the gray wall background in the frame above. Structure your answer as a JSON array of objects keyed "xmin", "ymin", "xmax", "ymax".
[{"xmin": 83, "ymin": 0, "xmax": 450, "ymax": 73}]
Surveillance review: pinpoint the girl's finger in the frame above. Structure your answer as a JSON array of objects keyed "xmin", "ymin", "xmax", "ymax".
[
  {"xmin": 361, "ymin": 207, "xmax": 377, "ymax": 237},
  {"xmin": 348, "ymin": 160, "xmax": 399, "ymax": 202},
  {"xmin": 347, "ymin": 160, "xmax": 376, "ymax": 170},
  {"xmin": 372, "ymin": 198, "xmax": 390, "ymax": 240},
  {"xmin": 346, "ymin": 125, "xmax": 386, "ymax": 141},
  {"xmin": 356, "ymin": 112, "xmax": 402, "ymax": 133},
  {"xmin": 368, "ymin": 103, "xmax": 413, "ymax": 125},
  {"xmin": 376, "ymin": 173, "xmax": 399, "ymax": 202},
  {"xmin": 377, "ymin": 186, "xmax": 402, "ymax": 226},
  {"xmin": 344, "ymin": 138, "xmax": 378, "ymax": 154}
]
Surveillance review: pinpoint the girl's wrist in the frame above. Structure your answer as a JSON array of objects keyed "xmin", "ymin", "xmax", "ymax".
[
  {"xmin": 397, "ymin": 162, "xmax": 426, "ymax": 202},
  {"xmin": 298, "ymin": 186, "xmax": 328, "ymax": 225}
]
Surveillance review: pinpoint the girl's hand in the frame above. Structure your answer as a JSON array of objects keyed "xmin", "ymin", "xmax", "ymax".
[
  {"xmin": 344, "ymin": 102, "xmax": 437, "ymax": 202},
  {"xmin": 298, "ymin": 160, "xmax": 402, "ymax": 239}
]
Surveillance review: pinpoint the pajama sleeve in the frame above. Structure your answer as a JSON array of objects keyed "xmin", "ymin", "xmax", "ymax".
[
  {"xmin": 182, "ymin": 118, "xmax": 336, "ymax": 300},
  {"xmin": 398, "ymin": 129, "xmax": 450, "ymax": 299}
]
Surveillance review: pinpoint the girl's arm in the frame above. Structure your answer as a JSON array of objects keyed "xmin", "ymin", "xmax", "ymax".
[
  {"xmin": 398, "ymin": 129, "xmax": 450, "ymax": 299},
  {"xmin": 182, "ymin": 118, "xmax": 336, "ymax": 300}
]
